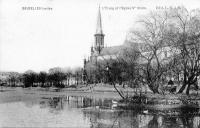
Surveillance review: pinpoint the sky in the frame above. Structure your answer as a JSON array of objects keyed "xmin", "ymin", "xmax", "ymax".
[{"xmin": 0, "ymin": 0, "xmax": 200, "ymax": 73}]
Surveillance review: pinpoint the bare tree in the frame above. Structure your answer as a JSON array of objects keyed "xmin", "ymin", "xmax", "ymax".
[
  {"xmin": 166, "ymin": 7, "xmax": 200, "ymax": 94},
  {"xmin": 128, "ymin": 11, "xmax": 171, "ymax": 94}
]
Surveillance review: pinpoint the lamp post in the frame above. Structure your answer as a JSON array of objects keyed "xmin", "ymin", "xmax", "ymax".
[{"xmin": 106, "ymin": 66, "xmax": 109, "ymax": 83}]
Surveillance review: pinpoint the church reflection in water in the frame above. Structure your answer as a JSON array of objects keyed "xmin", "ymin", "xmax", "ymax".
[{"xmin": 36, "ymin": 96, "xmax": 200, "ymax": 128}]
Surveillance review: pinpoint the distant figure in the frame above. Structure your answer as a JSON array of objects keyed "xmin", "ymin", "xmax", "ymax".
[{"xmin": 168, "ymin": 79, "xmax": 176, "ymax": 93}]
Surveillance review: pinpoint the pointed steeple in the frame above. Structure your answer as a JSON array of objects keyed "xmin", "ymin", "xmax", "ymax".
[
  {"xmin": 96, "ymin": 5, "xmax": 103, "ymax": 34},
  {"xmin": 94, "ymin": 5, "xmax": 105, "ymax": 54}
]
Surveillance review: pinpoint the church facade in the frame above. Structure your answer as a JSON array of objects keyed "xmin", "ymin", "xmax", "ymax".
[
  {"xmin": 89, "ymin": 7, "xmax": 123, "ymax": 63},
  {"xmin": 83, "ymin": 7, "xmax": 125, "ymax": 83}
]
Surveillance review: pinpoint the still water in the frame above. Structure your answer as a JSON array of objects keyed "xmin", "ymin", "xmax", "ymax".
[{"xmin": 0, "ymin": 90, "xmax": 200, "ymax": 127}]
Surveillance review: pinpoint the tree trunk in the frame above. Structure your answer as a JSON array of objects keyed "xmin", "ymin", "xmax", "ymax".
[
  {"xmin": 186, "ymin": 84, "xmax": 191, "ymax": 95},
  {"xmin": 178, "ymin": 83, "xmax": 187, "ymax": 93},
  {"xmin": 42, "ymin": 82, "xmax": 44, "ymax": 87},
  {"xmin": 178, "ymin": 74, "xmax": 195, "ymax": 94},
  {"xmin": 148, "ymin": 83, "xmax": 159, "ymax": 94},
  {"xmin": 112, "ymin": 81, "xmax": 125, "ymax": 99},
  {"xmin": 179, "ymin": 66, "xmax": 188, "ymax": 93}
]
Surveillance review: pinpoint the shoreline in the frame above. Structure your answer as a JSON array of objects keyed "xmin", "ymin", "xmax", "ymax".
[
  {"xmin": 1, "ymin": 87, "xmax": 200, "ymax": 112},
  {"xmin": 0, "ymin": 87, "xmax": 122, "ymax": 104},
  {"xmin": 1, "ymin": 86, "xmax": 200, "ymax": 101}
]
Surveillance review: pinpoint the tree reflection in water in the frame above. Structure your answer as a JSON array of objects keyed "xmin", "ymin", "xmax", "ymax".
[
  {"xmin": 37, "ymin": 96, "xmax": 200, "ymax": 128},
  {"xmin": 146, "ymin": 107, "xmax": 200, "ymax": 128}
]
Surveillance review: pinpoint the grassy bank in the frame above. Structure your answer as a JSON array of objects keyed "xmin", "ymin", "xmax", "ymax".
[
  {"xmin": 0, "ymin": 86, "xmax": 123, "ymax": 104},
  {"xmin": 1, "ymin": 85, "xmax": 200, "ymax": 105}
]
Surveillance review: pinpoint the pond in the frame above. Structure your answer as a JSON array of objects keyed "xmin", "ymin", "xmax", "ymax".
[{"xmin": 0, "ymin": 88, "xmax": 200, "ymax": 127}]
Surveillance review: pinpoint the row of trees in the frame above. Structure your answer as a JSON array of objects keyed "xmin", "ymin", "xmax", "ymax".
[
  {"xmin": 1, "ymin": 67, "xmax": 83, "ymax": 88},
  {"xmin": 85, "ymin": 7, "xmax": 200, "ymax": 96}
]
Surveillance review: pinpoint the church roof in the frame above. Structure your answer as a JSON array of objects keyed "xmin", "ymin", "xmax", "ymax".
[
  {"xmin": 99, "ymin": 45, "xmax": 124, "ymax": 56},
  {"xmin": 98, "ymin": 41, "xmax": 143, "ymax": 56}
]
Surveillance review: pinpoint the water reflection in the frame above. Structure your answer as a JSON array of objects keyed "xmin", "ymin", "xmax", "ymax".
[
  {"xmin": 37, "ymin": 96, "xmax": 200, "ymax": 128},
  {"xmin": 0, "ymin": 94, "xmax": 200, "ymax": 127},
  {"xmin": 39, "ymin": 96, "xmax": 113, "ymax": 114}
]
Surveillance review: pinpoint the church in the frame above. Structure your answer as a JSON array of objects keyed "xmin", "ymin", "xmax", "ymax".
[
  {"xmin": 82, "ymin": 6, "xmax": 126, "ymax": 82},
  {"xmin": 83, "ymin": 6, "xmax": 126, "ymax": 66}
]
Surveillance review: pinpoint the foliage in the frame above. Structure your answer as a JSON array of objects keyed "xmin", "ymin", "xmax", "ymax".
[
  {"xmin": 0, "ymin": 66, "xmax": 84, "ymax": 88},
  {"xmin": 23, "ymin": 70, "xmax": 37, "ymax": 87}
]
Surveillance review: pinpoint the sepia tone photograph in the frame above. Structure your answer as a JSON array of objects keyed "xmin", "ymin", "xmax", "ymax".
[{"xmin": 0, "ymin": 0, "xmax": 200, "ymax": 127}]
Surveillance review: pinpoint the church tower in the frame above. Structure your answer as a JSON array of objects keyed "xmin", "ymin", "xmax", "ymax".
[{"xmin": 94, "ymin": 6, "xmax": 104, "ymax": 54}]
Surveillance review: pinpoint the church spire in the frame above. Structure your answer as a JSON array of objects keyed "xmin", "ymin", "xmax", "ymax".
[
  {"xmin": 94, "ymin": 5, "xmax": 105, "ymax": 54},
  {"xmin": 96, "ymin": 5, "xmax": 103, "ymax": 34}
]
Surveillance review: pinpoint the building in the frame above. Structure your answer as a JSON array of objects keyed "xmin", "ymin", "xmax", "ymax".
[
  {"xmin": 89, "ymin": 7, "xmax": 125, "ymax": 62},
  {"xmin": 83, "ymin": 6, "xmax": 127, "ymax": 83},
  {"xmin": 83, "ymin": 6, "xmax": 130, "ymax": 64},
  {"xmin": 82, "ymin": 6, "xmax": 170, "ymax": 83},
  {"xmin": 83, "ymin": 6, "xmax": 172, "ymax": 65}
]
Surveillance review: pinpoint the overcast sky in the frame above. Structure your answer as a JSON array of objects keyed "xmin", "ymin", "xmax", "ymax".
[{"xmin": 0, "ymin": 0, "xmax": 199, "ymax": 73}]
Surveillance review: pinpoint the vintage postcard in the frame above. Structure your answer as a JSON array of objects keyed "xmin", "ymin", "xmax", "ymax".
[{"xmin": 0, "ymin": 0, "xmax": 200, "ymax": 127}]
